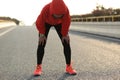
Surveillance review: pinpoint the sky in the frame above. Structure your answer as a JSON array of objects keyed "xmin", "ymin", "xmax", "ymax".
[{"xmin": 0, "ymin": 0, "xmax": 120, "ymax": 25}]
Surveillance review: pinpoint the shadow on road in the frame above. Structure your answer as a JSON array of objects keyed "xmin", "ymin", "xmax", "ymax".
[
  {"xmin": 26, "ymin": 73, "xmax": 75, "ymax": 80},
  {"xmin": 57, "ymin": 73, "xmax": 75, "ymax": 80},
  {"xmin": 27, "ymin": 75, "xmax": 40, "ymax": 80}
]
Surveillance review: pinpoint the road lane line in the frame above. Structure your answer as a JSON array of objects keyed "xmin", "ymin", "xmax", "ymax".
[{"xmin": 0, "ymin": 27, "xmax": 16, "ymax": 37}]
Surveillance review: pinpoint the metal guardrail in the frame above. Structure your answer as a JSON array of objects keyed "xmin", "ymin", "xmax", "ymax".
[{"xmin": 71, "ymin": 15, "xmax": 120, "ymax": 22}]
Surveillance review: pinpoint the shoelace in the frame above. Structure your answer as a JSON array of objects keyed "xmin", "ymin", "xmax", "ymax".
[{"xmin": 36, "ymin": 66, "xmax": 41, "ymax": 70}]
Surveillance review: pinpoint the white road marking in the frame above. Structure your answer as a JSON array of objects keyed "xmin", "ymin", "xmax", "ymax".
[{"xmin": 0, "ymin": 27, "xmax": 16, "ymax": 37}]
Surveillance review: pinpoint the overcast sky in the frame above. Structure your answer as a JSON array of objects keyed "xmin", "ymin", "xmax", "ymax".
[{"xmin": 0, "ymin": 0, "xmax": 120, "ymax": 25}]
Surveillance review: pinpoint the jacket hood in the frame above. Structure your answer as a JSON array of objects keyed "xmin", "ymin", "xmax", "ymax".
[{"xmin": 50, "ymin": 0, "xmax": 67, "ymax": 15}]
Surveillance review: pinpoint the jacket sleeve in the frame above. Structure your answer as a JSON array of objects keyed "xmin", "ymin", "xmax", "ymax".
[
  {"xmin": 61, "ymin": 8, "xmax": 71, "ymax": 36},
  {"xmin": 35, "ymin": 6, "xmax": 47, "ymax": 34}
]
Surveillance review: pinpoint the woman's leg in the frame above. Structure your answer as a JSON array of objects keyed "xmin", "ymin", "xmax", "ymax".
[
  {"xmin": 54, "ymin": 24, "xmax": 71, "ymax": 64},
  {"xmin": 37, "ymin": 23, "xmax": 51, "ymax": 64}
]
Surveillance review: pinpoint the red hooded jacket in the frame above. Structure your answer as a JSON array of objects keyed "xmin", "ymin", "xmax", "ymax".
[{"xmin": 36, "ymin": 0, "xmax": 71, "ymax": 36}]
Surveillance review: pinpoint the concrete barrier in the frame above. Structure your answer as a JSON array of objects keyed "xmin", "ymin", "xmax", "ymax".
[
  {"xmin": 70, "ymin": 22, "xmax": 120, "ymax": 39},
  {"xmin": 0, "ymin": 21, "xmax": 16, "ymax": 29}
]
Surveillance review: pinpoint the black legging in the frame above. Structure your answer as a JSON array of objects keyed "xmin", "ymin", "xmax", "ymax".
[{"xmin": 37, "ymin": 23, "xmax": 71, "ymax": 65}]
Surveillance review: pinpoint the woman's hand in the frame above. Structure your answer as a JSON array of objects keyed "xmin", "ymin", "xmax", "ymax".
[
  {"xmin": 62, "ymin": 35, "xmax": 70, "ymax": 44},
  {"xmin": 39, "ymin": 34, "xmax": 46, "ymax": 46}
]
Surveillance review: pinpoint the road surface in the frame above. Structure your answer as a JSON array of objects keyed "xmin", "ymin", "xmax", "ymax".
[{"xmin": 0, "ymin": 26, "xmax": 120, "ymax": 80}]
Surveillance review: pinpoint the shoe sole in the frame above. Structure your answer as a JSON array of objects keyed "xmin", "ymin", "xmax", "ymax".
[{"xmin": 34, "ymin": 74, "xmax": 41, "ymax": 77}]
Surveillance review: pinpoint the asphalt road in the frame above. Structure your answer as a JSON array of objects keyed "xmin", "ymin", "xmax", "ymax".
[{"xmin": 0, "ymin": 26, "xmax": 120, "ymax": 80}]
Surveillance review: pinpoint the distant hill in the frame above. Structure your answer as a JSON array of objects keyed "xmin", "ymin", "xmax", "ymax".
[{"xmin": 0, "ymin": 16, "xmax": 20, "ymax": 25}]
